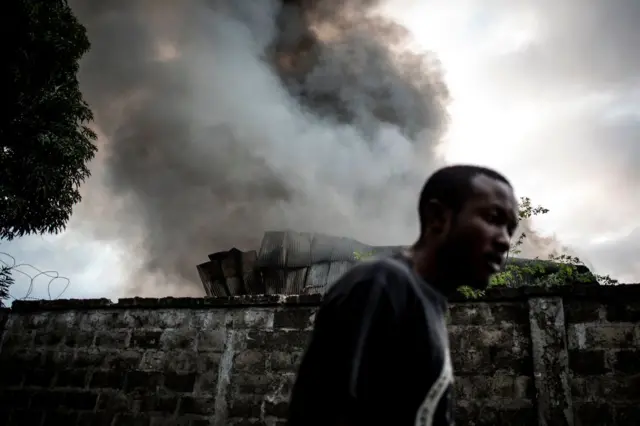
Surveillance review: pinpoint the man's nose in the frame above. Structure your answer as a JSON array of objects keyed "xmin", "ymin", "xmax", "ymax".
[{"xmin": 493, "ymin": 228, "xmax": 511, "ymax": 254}]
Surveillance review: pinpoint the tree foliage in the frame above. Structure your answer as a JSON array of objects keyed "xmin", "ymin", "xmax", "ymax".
[
  {"xmin": 0, "ymin": 265, "xmax": 14, "ymax": 306},
  {"xmin": 1, "ymin": 0, "xmax": 96, "ymax": 303},
  {"xmin": 1, "ymin": 0, "xmax": 97, "ymax": 241}
]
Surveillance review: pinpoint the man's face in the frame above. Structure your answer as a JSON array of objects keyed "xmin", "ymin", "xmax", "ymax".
[{"xmin": 440, "ymin": 174, "xmax": 518, "ymax": 290}]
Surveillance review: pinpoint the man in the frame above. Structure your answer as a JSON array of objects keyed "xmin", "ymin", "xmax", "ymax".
[{"xmin": 287, "ymin": 165, "xmax": 519, "ymax": 426}]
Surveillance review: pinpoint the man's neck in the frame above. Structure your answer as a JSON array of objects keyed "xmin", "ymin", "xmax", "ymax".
[{"xmin": 407, "ymin": 246, "xmax": 453, "ymax": 297}]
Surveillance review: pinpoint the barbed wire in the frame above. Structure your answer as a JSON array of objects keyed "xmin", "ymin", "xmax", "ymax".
[{"xmin": 0, "ymin": 251, "xmax": 70, "ymax": 302}]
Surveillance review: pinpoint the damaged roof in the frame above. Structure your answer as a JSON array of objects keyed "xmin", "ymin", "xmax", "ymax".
[{"xmin": 197, "ymin": 230, "xmax": 596, "ymax": 297}]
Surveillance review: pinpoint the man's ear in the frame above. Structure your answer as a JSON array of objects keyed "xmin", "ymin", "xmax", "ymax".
[{"xmin": 422, "ymin": 199, "xmax": 451, "ymax": 236}]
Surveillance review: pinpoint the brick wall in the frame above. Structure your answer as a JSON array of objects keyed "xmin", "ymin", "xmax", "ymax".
[
  {"xmin": 0, "ymin": 285, "xmax": 638, "ymax": 426},
  {"xmin": 565, "ymin": 298, "xmax": 640, "ymax": 425},
  {"xmin": 448, "ymin": 301, "xmax": 535, "ymax": 424}
]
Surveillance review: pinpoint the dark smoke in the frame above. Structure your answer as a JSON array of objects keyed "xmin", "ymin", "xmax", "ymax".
[
  {"xmin": 273, "ymin": 0, "xmax": 448, "ymax": 139},
  {"xmin": 69, "ymin": 0, "xmax": 449, "ymax": 295}
]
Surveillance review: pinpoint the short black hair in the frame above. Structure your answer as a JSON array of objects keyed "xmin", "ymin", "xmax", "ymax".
[{"xmin": 418, "ymin": 164, "xmax": 512, "ymax": 227}]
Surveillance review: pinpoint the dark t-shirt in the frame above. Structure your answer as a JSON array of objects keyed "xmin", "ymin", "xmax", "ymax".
[{"xmin": 287, "ymin": 254, "xmax": 454, "ymax": 426}]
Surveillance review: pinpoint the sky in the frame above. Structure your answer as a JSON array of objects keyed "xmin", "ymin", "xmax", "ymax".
[{"xmin": 3, "ymin": 0, "xmax": 639, "ymax": 303}]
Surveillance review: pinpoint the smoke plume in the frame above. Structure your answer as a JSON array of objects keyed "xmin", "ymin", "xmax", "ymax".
[{"xmin": 68, "ymin": 0, "xmax": 450, "ymax": 295}]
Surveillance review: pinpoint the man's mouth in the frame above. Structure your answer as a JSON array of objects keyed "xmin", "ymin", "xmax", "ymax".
[
  {"xmin": 485, "ymin": 254, "xmax": 504, "ymax": 273},
  {"xmin": 488, "ymin": 261, "xmax": 501, "ymax": 273}
]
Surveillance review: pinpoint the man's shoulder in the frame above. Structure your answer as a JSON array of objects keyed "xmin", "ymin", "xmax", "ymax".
[
  {"xmin": 324, "ymin": 256, "xmax": 417, "ymax": 306},
  {"xmin": 351, "ymin": 255, "xmax": 414, "ymax": 281}
]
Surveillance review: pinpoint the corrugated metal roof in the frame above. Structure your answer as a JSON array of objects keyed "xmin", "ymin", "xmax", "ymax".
[{"xmin": 196, "ymin": 231, "xmax": 597, "ymax": 296}]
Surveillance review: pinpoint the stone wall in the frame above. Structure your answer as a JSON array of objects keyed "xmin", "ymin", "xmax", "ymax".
[{"xmin": 0, "ymin": 284, "xmax": 638, "ymax": 426}]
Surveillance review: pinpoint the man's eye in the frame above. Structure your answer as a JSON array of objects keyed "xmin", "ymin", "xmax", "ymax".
[
  {"xmin": 485, "ymin": 209, "xmax": 516, "ymax": 233},
  {"xmin": 485, "ymin": 210, "xmax": 502, "ymax": 223}
]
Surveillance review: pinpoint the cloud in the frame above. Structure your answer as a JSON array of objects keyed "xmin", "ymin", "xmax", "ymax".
[
  {"xmin": 0, "ymin": 234, "xmax": 124, "ymax": 302},
  {"xmin": 486, "ymin": 0, "xmax": 640, "ymax": 92},
  {"xmin": 584, "ymin": 227, "xmax": 640, "ymax": 283}
]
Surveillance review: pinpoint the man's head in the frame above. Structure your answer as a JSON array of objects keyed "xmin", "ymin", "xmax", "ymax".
[{"xmin": 413, "ymin": 165, "xmax": 518, "ymax": 293}]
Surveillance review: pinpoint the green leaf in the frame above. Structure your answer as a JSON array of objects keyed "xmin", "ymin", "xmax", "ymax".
[{"xmin": 1, "ymin": 0, "xmax": 96, "ymax": 241}]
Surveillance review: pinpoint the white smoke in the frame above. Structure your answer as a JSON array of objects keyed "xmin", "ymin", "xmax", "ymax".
[{"xmin": 69, "ymin": 0, "xmax": 450, "ymax": 295}]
